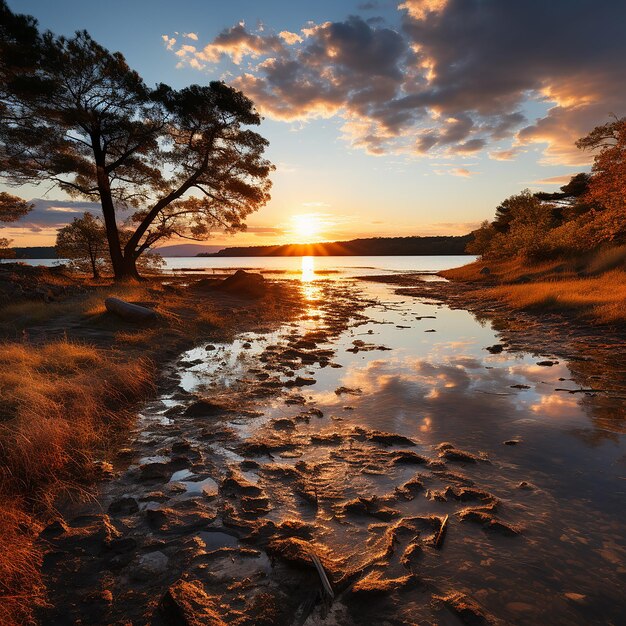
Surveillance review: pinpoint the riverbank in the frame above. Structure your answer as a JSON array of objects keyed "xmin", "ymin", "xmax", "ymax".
[
  {"xmin": 31, "ymin": 270, "xmax": 626, "ymax": 626},
  {"xmin": 0, "ymin": 264, "xmax": 304, "ymax": 625},
  {"xmin": 440, "ymin": 256, "xmax": 626, "ymax": 324}
]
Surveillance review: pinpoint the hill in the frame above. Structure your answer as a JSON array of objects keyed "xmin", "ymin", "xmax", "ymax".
[{"xmin": 201, "ymin": 235, "xmax": 472, "ymax": 257}]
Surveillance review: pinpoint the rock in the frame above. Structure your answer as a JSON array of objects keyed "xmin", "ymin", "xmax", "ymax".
[
  {"xmin": 216, "ymin": 270, "xmax": 266, "ymax": 298},
  {"xmin": 108, "ymin": 496, "xmax": 139, "ymax": 515},
  {"xmin": 342, "ymin": 497, "xmax": 399, "ymax": 521},
  {"xmin": 351, "ymin": 571, "xmax": 414, "ymax": 595},
  {"xmin": 563, "ymin": 592, "xmax": 587, "ymax": 604},
  {"xmin": 435, "ymin": 591, "xmax": 492, "ymax": 625},
  {"xmin": 479, "ymin": 267, "xmax": 491, "ymax": 275},
  {"xmin": 391, "ymin": 450, "xmax": 428, "ymax": 465},
  {"xmin": 139, "ymin": 462, "xmax": 172, "ymax": 481},
  {"xmin": 367, "ymin": 431, "xmax": 416, "ymax": 447},
  {"xmin": 159, "ymin": 579, "xmax": 226, "ymax": 626},
  {"xmin": 438, "ymin": 446, "xmax": 485, "ymax": 463},
  {"xmin": 104, "ymin": 297, "xmax": 158, "ymax": 322},
  {"xmin": 146, "ymin": 507, "xmax": 215, "ymax": 533},
  {"xmin": 536, "ymin": 360, "xmax": 557, "ymax": 366},
  {"xmin": 184, "ymin": 399, "xmax": 233, "ymax": 417},
  {"xmin": 132, "ymin": 551, "xmax": 169, "ymax": 580},
  {"xmin": 503, "ymin": 439, "xmax": 520, "ymax": 446},
  {"xmin": 40, "ymin": 519, "xmax": 68, "ymax": 539},
  {"xmin": 284, "ymin": 376, "xmax": 316, "ymax": 387}
]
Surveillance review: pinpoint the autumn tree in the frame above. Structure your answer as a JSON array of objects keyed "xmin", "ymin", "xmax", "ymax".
[
  {"xmin": 56, "ymin": 212, "xmax": 107, "ymax": 278},
  {"xmin": 0, "ymin": 191, "xmax": 32, "ymax": 259},
  {"xmin": 0, "ymin": 3, "xmax": 273, "ymax": 279},
  {"xmin": 576, "ymin": 116, "xmax": 626, "ymax": 244}
]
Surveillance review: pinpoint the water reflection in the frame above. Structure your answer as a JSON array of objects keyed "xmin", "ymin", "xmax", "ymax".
[
  {"xmin": 300, "ymin": 255, "xmax": 323, "ymax": 304},
  {"xmin": 300, "ymin": 255, "xmax": 315, "ymax": 282}
]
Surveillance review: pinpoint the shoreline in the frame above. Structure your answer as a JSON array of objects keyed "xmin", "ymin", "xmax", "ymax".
[
  {"xmin": 358, "ymin": 270, "xmax": 626, "ymax": 431},
  {"xmin": 2, "ymin": 263, "xmax": 625, "ymax": 624},
  {"xmin": 0, "ymin": 266, "xmax": 306, "ymax": 624}
]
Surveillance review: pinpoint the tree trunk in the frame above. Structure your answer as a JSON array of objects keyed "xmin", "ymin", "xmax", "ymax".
[
  {"xmin": 90, "ymin": 255, "xmax": 100, "ymax": 280},
  {"xmin": 119, "ymin": 252, "xmax": 143, "ymax": 281},
  {"xmin": 92, "ymin": 138, "xmax": 125, "ymax": 279}
]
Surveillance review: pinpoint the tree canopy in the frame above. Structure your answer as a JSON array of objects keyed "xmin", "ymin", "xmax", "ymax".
[
  {"xmin": 468, "ymin": 116, "xmax": 626, "ymax": 261},
  {"xmin": 0, "ymin": 1, "xmax": 273, "ymax": 279},
  {"xmin": 55, "ymin": 212, "xmax": 107, "ymax": 278}
]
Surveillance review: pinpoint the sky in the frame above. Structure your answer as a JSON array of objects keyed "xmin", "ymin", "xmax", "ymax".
[{"xmin": 3, "ymin": 0, "xmax": 625, "ymax": 249}]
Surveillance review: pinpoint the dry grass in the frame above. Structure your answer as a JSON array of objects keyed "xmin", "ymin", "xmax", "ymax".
[
  {"xmin": 442, "ymin": 255, "xmax": 626, "ymax": 324},
  {"xmin": 0, "ymin": 339, "xmax": 154, "ymax": 623},
  {"xmin": 483, "ymin": 270, "xmax": 626, "ymax": 323}
]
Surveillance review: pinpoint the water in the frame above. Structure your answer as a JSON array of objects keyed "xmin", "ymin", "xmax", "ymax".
[
  {"xmin": 14, "ymin": 254, "xmax": 476, "ymax": 276},
  {"xmin": 44, "ymin": 258, "xmax": 626, "ymax": 625},
  {"xmin": 155, "ymin": 274, "xmax": 625, "ymax": 623}
]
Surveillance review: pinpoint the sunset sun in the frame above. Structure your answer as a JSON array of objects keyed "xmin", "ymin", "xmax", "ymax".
[{"xmin": 291, "ymin": 214, "xmax": 322, "ymax": 243}]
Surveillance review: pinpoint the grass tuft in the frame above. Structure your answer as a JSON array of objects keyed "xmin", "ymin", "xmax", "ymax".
[{"xmin": 0, "ymin": 338, "xmax": 154, "ymax": 623}]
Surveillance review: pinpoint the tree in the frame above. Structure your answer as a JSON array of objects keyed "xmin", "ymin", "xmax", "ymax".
[
  {"xmin": 0, "ymin": 3, "xmax": 273, "ymax": 280},
  {"xmin": 0, "ymin": 191, "xmax": 32, "ymax": 260},
  {"xmin": 576, "ymin": 116, "xmax": 626, "ymax": 244},
  {"xmin": 55, "ymin": 212, "xmax": 107, "ymax": 278}
]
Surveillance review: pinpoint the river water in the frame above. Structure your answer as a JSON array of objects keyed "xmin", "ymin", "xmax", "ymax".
[{"xmin": 41, "ymin": 257, "xmax": 626, "ymax": 625}]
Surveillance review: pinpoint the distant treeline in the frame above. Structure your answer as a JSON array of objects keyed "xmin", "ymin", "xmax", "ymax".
[
  {"xmin": 12, "ymin": 246, "xmax": 57, "ymax": 259},
  {"xmin": 200, "ymin": 235, "xmax": 472, "ymax": 257}
]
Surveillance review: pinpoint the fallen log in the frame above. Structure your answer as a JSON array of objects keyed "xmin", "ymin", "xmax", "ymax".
[{"xmin": 104, "ymin": 297, "xmax": 158, "ymax": 322}]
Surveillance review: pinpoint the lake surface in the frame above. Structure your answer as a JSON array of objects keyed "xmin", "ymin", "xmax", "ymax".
[
  {"xmin": 42, "ymin": 258, "xmax": 626, "ymax": 625},
  {"xmin": 15, "ymin": 254, "xmax": 476, "ymax": 276}
]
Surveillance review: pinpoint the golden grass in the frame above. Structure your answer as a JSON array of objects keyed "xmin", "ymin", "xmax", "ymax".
[
  {"xmin": 442, "ymin": 257, "xmax": 626, "ymax": 324},
  {"xmin": 0, "ymin": 339, "xmax": 154, "ymax": 623},
  {"xmin": 483, "ymin": 270, "xmax": 626, "ymax": 323}
]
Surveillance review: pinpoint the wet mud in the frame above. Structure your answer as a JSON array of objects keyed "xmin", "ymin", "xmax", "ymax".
[{"xmin": 39, "ymin": 276, "xmax": 626, "ymax": 625}]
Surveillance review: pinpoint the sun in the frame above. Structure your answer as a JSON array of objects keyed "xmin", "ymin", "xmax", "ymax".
[{"xmin": 291, "ymin": 214, "xmax": 322, "ymax": 243}]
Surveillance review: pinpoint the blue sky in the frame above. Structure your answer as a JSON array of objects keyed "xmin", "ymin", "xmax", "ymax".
[{"xmin": 5, "ymin": 0, "xmax": 620, "ymax": 248}]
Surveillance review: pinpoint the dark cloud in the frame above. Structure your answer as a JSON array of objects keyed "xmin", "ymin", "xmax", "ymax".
[
  {"xmin": 12, "ymin": 199, "xmax": 100, "ymax": 232},
  {"xmin": 165, "ymin": 1, "xmax": 626, "ymax": 162}
]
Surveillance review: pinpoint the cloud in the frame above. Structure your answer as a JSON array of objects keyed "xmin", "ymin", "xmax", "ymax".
[
  {"xmin": 433, "ymin": 167, "xmax": 477, "ymax": 178},
  {"xmin": 161, "ymin": 34, "xmax": 176, "ymax": 51},
  {"xmin": 183, "ymin": 32, "xmax": 198, "ymax": 41},
  {"xmin": 245, "ymin": 226, "xmax": 285, "ymax": 236},
  {"xmin": 449, "ymin": 167, "xmax": 474, "ymax": 178},
  {"xmin": 534, "ymin": 175, "xmax": 576, "ymax": 185},
  {"xmin": 10, "ymin": 199, "xmax": 100, "ymax": 232},
  {"xmin": 489, "ymin": 148, "xmax": 523, "ymax": 161},
  {"xmin": 279, "ymin": 30, "xmax": 302, "ymax": 45},
  {"xmin": 163, "ymin": 1, "xmax": 626, "ymax": 163}
]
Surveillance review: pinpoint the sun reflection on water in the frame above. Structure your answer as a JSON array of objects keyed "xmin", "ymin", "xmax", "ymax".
[
  {"xmin": 300, "ymin": 255, "xmax": 321, "ymax": 303},
  {"xmin": 301, "ymin": 255, "xmax": 315, "ymax": 283}
]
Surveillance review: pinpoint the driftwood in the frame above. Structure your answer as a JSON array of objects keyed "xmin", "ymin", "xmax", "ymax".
[
  {"xmin": 434, "ymin": 514, "xmax": 449, "ymax": 549},
  {"xmin": 308, "ymin": 550, "xmax": 335, "ymax": 599},
  {"xmin": 104, "ymin": 297, "xmax": 158, "ymax": 322}
]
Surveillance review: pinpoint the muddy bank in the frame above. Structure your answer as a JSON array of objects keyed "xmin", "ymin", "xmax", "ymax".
[
  {"xmin": 37, "ymin": 275, "xmax": 626, "ymax": 626},
  {"xmin": 0, "ymin": 268, "xmax": 306, "ymax": 625}
]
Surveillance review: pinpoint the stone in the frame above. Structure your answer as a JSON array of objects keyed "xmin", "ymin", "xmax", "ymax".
[
  {"xmin": 108, "ymin": 496, "xmax": 139, "ymax": 515},
  {"xmin": 159, "ymin": 579, "xmax": 226, "ymax": 626},
  {"xmin": 217, "ymin": 270, "xmax": 266, "ymax": 298},
  {"xmin": 184, "ymin": 399, "xmax": 233, "ymax": 418}
]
